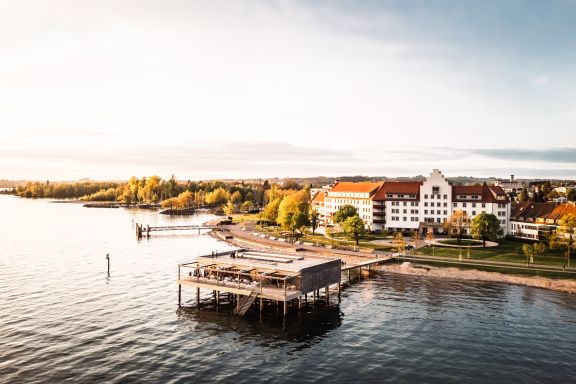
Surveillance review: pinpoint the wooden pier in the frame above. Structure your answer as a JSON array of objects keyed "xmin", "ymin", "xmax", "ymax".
[
  {"xmin": 136, "ymin": 223, "xmax": 214, "ymax": 239},
  {"xmin": 177, "ymin": 250, "xmax": 384, "ymax": 317}
]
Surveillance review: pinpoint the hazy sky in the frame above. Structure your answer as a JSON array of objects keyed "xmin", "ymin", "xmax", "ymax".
[{"xmin": 1, "ymin": 0, "xmax": 576, "ymax": 180}]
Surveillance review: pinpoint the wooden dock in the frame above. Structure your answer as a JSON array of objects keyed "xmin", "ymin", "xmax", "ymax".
[{"xmin": 136, "ymin": 223, "xmax": 214, "ymax": 238}]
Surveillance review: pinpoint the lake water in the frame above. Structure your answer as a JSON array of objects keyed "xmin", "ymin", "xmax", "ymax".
[{"xmin": 1, "ymin": 195, "xmax": 576, "ymax": 383}]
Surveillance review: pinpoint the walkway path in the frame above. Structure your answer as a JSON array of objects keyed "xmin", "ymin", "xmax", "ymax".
[{"xmin": 395, "ymin": 253, "xmax": 576, "ymax": 275}]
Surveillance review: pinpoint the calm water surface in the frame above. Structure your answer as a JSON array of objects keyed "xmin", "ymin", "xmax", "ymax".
[{"xmin": 1, "ymin": 195, "xmax": 576, "ymax": 383}]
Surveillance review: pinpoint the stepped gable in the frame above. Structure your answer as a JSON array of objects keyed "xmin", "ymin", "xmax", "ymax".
[{"xmin": 372, "ymin": 181, "xmax": 422, "ymax": 201}]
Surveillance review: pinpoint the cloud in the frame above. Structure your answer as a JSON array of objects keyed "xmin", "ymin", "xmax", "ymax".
[{"xmin": 471, "ymin": 148, "xmax": 576, "ymax": 163}]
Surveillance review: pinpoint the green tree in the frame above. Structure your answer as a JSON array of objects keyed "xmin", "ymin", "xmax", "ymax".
[
  {"xmin": 567, "ymin": 188, "xmax": 576, "ymax": 202},
  {"xmin": 518, "ymin": 187, "xmax": 530, "ymax": 202},
  {"xmin": 443, "ymin": 210, "xmax": 470, "ymax": 245},
  {"xmin": 333, "ymin": 204, "xmax": 358, "ymax": 224},
  {"xmin": 290, "ymin": 210, "xmax": 310, "ymax": 234},
  {"xmin": 309, "ymin": 210, "xmax": 320, "ymax": 235},
  {"xmin": 470, "ymin": 213, "xmax": 503, "ymax": 247},
  {"xmin": 341, "ymin": 215, "xmax": 366, "ymax": 246}
]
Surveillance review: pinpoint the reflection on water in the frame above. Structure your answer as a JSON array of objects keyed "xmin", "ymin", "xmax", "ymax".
[
  {"xmin": 2, "ymin": 196, "xmax": 576, "ymax": 384},
  {"xmin": 177, "ymin": 300, "xmax": 343, "ymax": 346}
]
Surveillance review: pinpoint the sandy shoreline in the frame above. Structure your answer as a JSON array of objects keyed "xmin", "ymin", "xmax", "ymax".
[{"xmin": 377, "ymin": 262, "xmax": 576, "ymax": 294}]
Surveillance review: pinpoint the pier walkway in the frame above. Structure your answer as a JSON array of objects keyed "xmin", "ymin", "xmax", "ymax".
[{"xmin": 136, "ymin": 223, "xmax": 214, "ymax": 238}]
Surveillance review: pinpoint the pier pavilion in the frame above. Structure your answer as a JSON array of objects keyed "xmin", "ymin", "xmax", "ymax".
[{"xmin": 178, "ymin": 250, "xmax": 342, "ymax": 316}]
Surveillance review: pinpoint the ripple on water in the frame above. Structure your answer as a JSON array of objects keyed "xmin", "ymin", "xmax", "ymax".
[{"xmin": 2, "ymin": 197, "xmax": 576, "ymax": 383}]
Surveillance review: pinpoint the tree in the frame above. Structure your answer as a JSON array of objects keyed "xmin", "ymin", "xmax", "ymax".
[
  {"xmin": 290, "ymin": 211, "xmax": 310, "ymax": 234},
  {"xmin": 240, "ymin": 201, "xmax": 253, "ymax": 212},
  {"xmin": 522, "ymin": 243, "xmax": 546, "ymax": 265},
  {"xmin": 443, "ymin": 210, "xmax": 471, "ymax": 245},
  {"xmin": 567, "ymin": 188, "xmax": 576, "ymax": 202},
  {"xmin": 261, "ymin": 197, "xmax": 282, "ymax": 224},
  {"xmin": 518, "ymin": 187, "xmax": 529, "ymax": 202},
  {"xmin": 230, "ymin": 191, "xmax": 242, "ymax": 204},
  {"xmin": 205, "ymin": 187, "xmax": 229, "ymax": 206},
  {"xmin": 341, "ymin": 215, "xmax": 366, "ymax": 246},
  {"xmin": 333, "ymin": 205, "xmax": 358, "ymax": 224},
  {"xmin": 310, "ymin": 210, "xmax": 320, "ymax": 235},
  {"xmin": 224, "ymin": 201, "xmax": 236, "ymax": 216},
  {"xmin": 277, "ymin": 195, "xmax": 310, "ymax": 233},
  {"xmin": 470, "ymin": 213, "xmax": 503, "ymax": 247},
  {"xmin": 534, "ymin": 242, "xmax": 546, "ymax": 261},
  {"xmin": 557, "ymin": 213, "xmax": 576, "ymax": 266},
  {"xmin": 392, "ymin": 232, "xmax": 406, "ymax": 255}
]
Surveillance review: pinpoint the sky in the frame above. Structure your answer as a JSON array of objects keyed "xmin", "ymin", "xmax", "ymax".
[{"xmin": 1, "ymin": 0, "xmax": 576, "ymax": 181}]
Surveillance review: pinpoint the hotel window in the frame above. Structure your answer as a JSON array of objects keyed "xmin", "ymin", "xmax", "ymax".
[
  {"xmin": 482, "ymin": 203, "xmax": 486, "ymax": 208},
  {"xmin": 430, "ymin": 202, "xmax": 434, "ymax": 207},
  {"xmin": 463, "ymin": 203, "xmax": 467, "ymax": 207},
  {"xmin": 472, "ymin": 211, "xmax": 476, "ymax": 216},
  {"xmin": 403, "ymin": 209, "xmax": 407, "ymax": 214},
  {"xmin": 453, "ymin": 203, "xmax": 457, "ymax": 207},
  {"xmin": 443, "ymin": 203, "xmax": 447, "ymax": 207},
  {"xmin": 472, "ymin": 203, "xmax": 476, "ymax": 208},
  {"xmin": 436, "ymin": 218, "xmax": 441, "ymax": 223},
  {"xmin": 443, "ymin": 210, "xmax": 447, "ymax": 215},
  {"xmin": 403, "ymin": 217, "xmax": 407, "ymax": 221},
  {"xmin": 437, "ymin": 210, "xmax": 441, "ymax": 215},
  {"xmin": 443, "ymin": 195, "xmax": 448, "ymax": 199},
  {"xmin": 424, "ymin": 202, "xmax": 428, "ymax": 207},
  {"xmin": 424, "ymin": 210, "xmax": 428, "ymax": 214},
  {"xmin": 403, "ymin": 202, "xmax": 407, "ymax": 206},
  {"xmin": 432, "ymin": 186, "xmax": 440, "ymax": 193},
  {"xmin": 424, "ymin": 194, "xmax": 428, "ymax": 199},
  {"xmin": 437, "ymin": 195, "xmax": 441, "ymax": 199}
]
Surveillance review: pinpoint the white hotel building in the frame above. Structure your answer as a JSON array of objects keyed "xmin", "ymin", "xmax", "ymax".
[{"xmin": 312, "ymin": 169, "xmax": 511, "ymax": 236}]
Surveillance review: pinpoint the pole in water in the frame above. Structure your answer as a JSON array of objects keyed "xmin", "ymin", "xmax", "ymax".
[{"xmin": 106, "ymin": 253, "xmax": 110, "ymax": 275}]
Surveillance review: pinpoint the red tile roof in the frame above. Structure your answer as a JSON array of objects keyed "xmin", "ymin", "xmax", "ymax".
[
  {"xmin": 330, "ymin": 181, "xmax": 382, "ymax": 194},
  {"xmin": 373, "ymin": 182, "xmax": 422, "ymax": 200},
  {"xmin": 311, "ymin": 191, "xmax": 325, "ymax": 204},
  {"xmin": 548, "ymin": 203, "xmax": 576, "ymax": 222},
  {"xmin": 453, "ymin": 183, "xmax": 509, "ymax": 203},
  {"xmin": 511, "ymin": 202, "xmax": 556, "ymax": 221}
]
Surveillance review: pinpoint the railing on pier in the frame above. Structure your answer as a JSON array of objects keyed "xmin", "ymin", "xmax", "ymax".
[{"xmin": 135, "ymin": 223, "xmax": 215, "ymax": 238}]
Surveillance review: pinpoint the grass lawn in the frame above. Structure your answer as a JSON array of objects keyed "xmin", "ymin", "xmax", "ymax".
[{"xmin": 415, "ymin": 239, "xmax": 570, "ymax": 267}]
